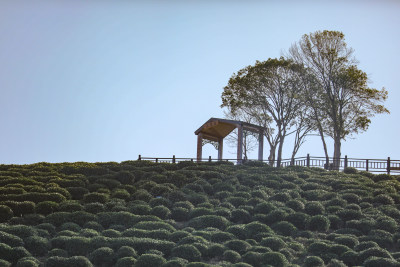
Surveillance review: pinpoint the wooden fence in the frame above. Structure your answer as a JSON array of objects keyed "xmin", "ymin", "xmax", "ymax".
[{"xmin": 138, "ymin": 154, "xmax": 400, "ymax": 174}]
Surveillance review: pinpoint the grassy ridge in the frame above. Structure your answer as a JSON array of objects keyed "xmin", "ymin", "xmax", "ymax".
[{"xmin": 0, "ymin": 160, "xmax": 400, "ymax": 266}]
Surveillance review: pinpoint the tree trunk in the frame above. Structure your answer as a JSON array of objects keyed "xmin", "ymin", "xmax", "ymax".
[
  {"xmin": 268, "ymin": 145, "xmax": 276, "ymax": 166},
  {"xmin": 276, "ymin": 136, "xmax": 285, "ymax": 168},
  {"xmin": 333, "ymin": 136, "xmax": 341, "ymax": 170}
]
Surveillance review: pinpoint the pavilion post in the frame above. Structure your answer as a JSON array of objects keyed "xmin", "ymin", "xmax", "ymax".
[
  {"xmin": 218, "ymin": 138, "xmax": 223, "ymax": 161},
  {"xmin": 197, "ymin": 133, "xmax": 203, "ymax": 162},
  {"xmin": 258, "ymin": 130, "xmax": 264, "ymax": 161},
  {"xmin": 237, "ymin": 125, "xmax": 243, "ymax": 164}
]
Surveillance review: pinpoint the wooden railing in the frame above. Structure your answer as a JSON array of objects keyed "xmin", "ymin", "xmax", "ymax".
[{"xmin": 137, "ymin": 154, "xmax": 400, "ymax": 174}]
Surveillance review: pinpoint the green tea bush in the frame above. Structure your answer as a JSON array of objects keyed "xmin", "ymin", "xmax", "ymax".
[
  {"xmin": 354, "ymin": 241, "xmax": 379, "ymax": 251},
  {"xmin": 135, "ymin": 254, "xmax": 166, "ymax": 267},
  {"xmin": 363, "ymin": 257, "xmax": 400, "ymax": 267},
  {"xmin": 261, "ymin": 251, "xmax": 289, "ymax": 267},
  {"xmin": 16, "ymin": 257, "xmax": 40, "ymax": 267},
  {"xmin": 224, "ymin": 240, "xmax": 251, "ymax": 254},
  {"xmin": 111, "ymin": 189, "xmax": 130, "ymax": 201},
  {"xmin": 83, "ymin": 193, "xmax": 109, "ymax": 204},
  {"xmin": 337, "ymin": 209, "xmax": 363, "ymax": 221},
  {"xmin": 260, "ymin": 236, "xmax": 286, "ymax": 251},
  {"xmin": 272, "ymin": 221, "xmax": 298, "ymax": 236},
  {"xmin": 115, "ymin": 245, "xmax": 137, "ymax": 259},
  {"xmin": 340, "ymin": 193, "xmax": 361, "ymax": 204},
  {"xmin": 83, "ymin": 221, "xmax": 103, "ymax": 232},
  {"xmin": 3, "ymin": 201, "xmax": 35, "ymax": 217},
  {"xmin": 88, "ymin": 247, "xmax": 115, "ymax": 266},
  {"xmin": 230, "ymin": 209, "xmax": 252, "ymax": 224},
  {"xmin": 116, "ymin": 171, "xmax": 135, "ymax": 184},
  {"xmin": 308, "ymin": 241, "xmax": 330, "ymax": 256},
  {"xmin": 171, "ymin": 207, "xmax": 189, "ymax": 221},
  {"xmin": 223, "ymin": 249, "xmax": 241, "ymax": 263},
  {"xmin": 265, "ymin": 209, "xmax": 288, "ymax": 224},
  {"xmin": 308, "ymin": 215, "xmax": 330, "ymax": 232},
  {"xmin": 373, "ymin": 194, "xmax": 395, "ymax": 205},
  {"xmin": 48, "ymin": 248, "xmax": 68, "ymax": 257},
  {"xmin": 242, "ymin": 251, "xmax": 263, "ymax": 267},
  {"xmin": 67, "ymin": 187, "xmax": 88, "ymax": 200},
  {"xmin": 189, "ymin": 207, "xmax": 213, "ymax": 219},
  {"xmin": 244, "ymin": 221, "xmax": 273, "ymax": 240},
  {"xmin": 334, "ymin": 235, "xmax": 359, "ymax": 249},
  {"xmin": 129, "ymin": 203, "xmax": 151, "ymax": 215},
  {"xmin": 0, "ymin": 230, "xmax": 24, "ymax": 247},
  {"xmin": 114, "ymin": 257, "xmax": 136, "ymax": 267},
  {"xmin": 58, "ymin": 201, "xmax": 82, "ymax": 212},
  {"xmin": 151, "ymin": 205, "xmax": 171, "ymax": 219},
  {"xmin": 376, "ymin": 217, "xmax": 398, "ymax": 232},
  {"xmin": 188, "ymin": 215, "xmax": 229, "ymax": 230},
  {"xmin": 0, "ymin": 205, "xmax": 13, "ymax": 222},
  {"xmin": 64, "ymin": 236, "xmax": 91, "ymax": 256},
  {"xmin": 305, "ymin": 202, "xmax": 325, "ymax": 215},
  {"xmin": 286, "ymin": 199, "xmax": 305, "ymax": 211},
  {"xmin": 363, "ymin": 229, "xmax": 394, "ymax": 249},
  {"xmin": 11, "ymin": 246, "xmax": 31, "ymax": 262},
  {"xmin": 373, "ymin": 174, "xmax": 393, "ymax": 183},
  {"xmin": 35, "ymin": 201, "xmax": 58, "ymax": 215},
  {"xmin": 24, "ymin": 236, "xmax": 49, "ymax": 256},
  {"xmin": 286, "ymin": 212, "xmax": 310, "ymax": 230},
  {"xmin": 0, "ymin": 243, "xmax": 13, "ymax": 262},
  {"xmin": 79, "ymin": 228, "xmax": 99, "ymax": 237},
  {"xmin": 83, "ymin": 202, "xmax": 105, "ymax": 214},
  {"xmin": 1, "ymin": 225, "xmax": 37, "ymax": 239},
  {"xmin": 171, "ymin": 244, "xmax": 202, "ymax": 261},
  {"xmin": 102, "ymin": 229, "xmax": 121, "ymax": 238},
  {"xmin": 359, "ymin": 247, "xmax": 393, "ymax": 263},
  {"xmin": 303, "ymin": 256, "xmax": 324, "ymax": 267},
  {"xmin": 134, "ymin": 221, "xmax": 175, "ymax": 231},
  {"xmin": 346, "ymin": 219, "xmax": 374, "ymax": 234},
  {"xmin": 132, "ymin": 189, "xmax": 153, "ymax": 202}
]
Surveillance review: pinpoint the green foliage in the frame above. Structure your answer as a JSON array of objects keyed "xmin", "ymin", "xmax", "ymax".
[
  {"xmin": 88, "ymin": 247, "xmax": 115, "ymax": 266},
  {"xmin": 36, "ymin": 201, "xmax": 59, "ymax": 215},
  {"xmin": 308, "ymin": 215, "xmax": 330, "ymax": 232},
  {"xmin": 188, "ymin": 215, "xmax": 229, "ymax": 230},
  {"xmin": 171, "ymin": 244, "xmax": 201, "ymax": 261},
  {"xmin": 83, "ymin": 193, "xmax": 109, "ymax": 204},
  {"xmin": 304, "ymin": 256, "xmax": 324, "ymax": 267},
  {"xmin": 224, "ymin": 240, "xmax": 251, "ymax": 254},
  {"xmin": 135, "ymin": 254, "xmax": 166, "ymax": 267},
  {"xmin": 25, "ymin": 236, "xmax": 50, "ymax": 256},
  {"xmin": 260, "ymin": 236, "xmax": 286, "ymax": 251},
  {"xmin": 261, "ymin": 251, "xmax": 289, "ymax": 267},
  {"xmin": 0, "ymin": 230, "xmax": 24, "ymax": 247},
  {"xmin": 272, "ymin": 221, "xmax": 298, "ymax": 236}
]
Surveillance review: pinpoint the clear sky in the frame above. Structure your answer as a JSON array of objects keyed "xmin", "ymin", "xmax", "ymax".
[{"xmin": 0, "ymin": 0, "xmax": 399, "ymax": 164}]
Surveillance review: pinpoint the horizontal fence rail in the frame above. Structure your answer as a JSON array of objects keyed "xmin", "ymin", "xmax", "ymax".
[{"xmin": 138, "ymin": 154, "xmax": 400, "ymax": 174}]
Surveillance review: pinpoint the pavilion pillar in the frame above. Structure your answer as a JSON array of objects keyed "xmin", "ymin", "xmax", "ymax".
[
  {"xmin": 218, "ymin": 138, "xmax": 223, "ymax": 161},
  {"xmin": 197, "ymin": 133, "xmax": 203, "ymax": 162},
  {"xmin": 258, "ymin": 130, "xmax": 264, "ymax": 161},
  {"xmin": 237, "ymin": 125, "xmax": 243, "ymax": 164}
]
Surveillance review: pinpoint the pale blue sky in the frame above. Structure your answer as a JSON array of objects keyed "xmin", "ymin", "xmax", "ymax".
[{"xmin": 0, "ymin": 0, "xmax": 399, "ymax": 164}]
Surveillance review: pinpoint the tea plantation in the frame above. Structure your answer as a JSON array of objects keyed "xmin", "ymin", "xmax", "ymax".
[{"xmin": 1, "ymin": 160, "xmax": 400, "ymax": 266}]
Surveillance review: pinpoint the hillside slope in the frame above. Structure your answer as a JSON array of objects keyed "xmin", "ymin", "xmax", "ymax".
[{"xmin": 0, "ymin": 160, "xmax": 400, "ymax": 266}]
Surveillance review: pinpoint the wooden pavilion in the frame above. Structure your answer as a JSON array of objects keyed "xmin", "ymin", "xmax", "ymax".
[{"xmin": 195, "ymin": 118, "xmax": 265, "ymax": 163}]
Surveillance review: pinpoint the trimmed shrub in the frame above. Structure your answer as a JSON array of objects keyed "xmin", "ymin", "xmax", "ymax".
[
  {"xmin": 373, "ymin": 194, "xmax": 395, "ymax": 205},
  {"xmin": 11, "ymin": 246, "xmax": 31, "ymax": 261},
  {"xmin": 244, "ymin": 221, "xmax": 273, "ymax": 239},
  {"xmin": 64, "ymin": 236, "xmax": 91, "ymax": 256},
  {"xmin": 88, "ymin": 247, "xmax": 115, "ymax": 266},
  {"xmin": 0, "ymin": 206, "xmax": 12, "ymax": 224},
  {"xmin": 287, "ymin": 212, "xmax": 310, "ymax": 230},
  {"xmin": 171, "ymin": 244, "xmax": 201, "ymax": 262},
  {"xmin": 67, "ymin": 187, "xmax": 88, "ymax": 200},
  {"xmin": 210, "ymin": 231, "xmax": 234, "ymax": 243},
  {"xmin": 225, "ymin": 240, "xmax": 251, "ymax": 254},
  {"xmin": 223, "ymin": 250, "xmax": 241, "ymax": 263},
  {"xmin": 135, "ymin": 254, "xmax": 166, "ymax": 267},
  {"xmin": 188, "ymin": 215, "xmax": 229, "ymax": 230},
  {"xmin": 230, "ymin": 209, "xmax": 252, "ymax": 224},
  {"xmin": 205, "ymin": 243, "xmax": 225, "ymax": 259},
  {"xmin": 308, "ymin": 241, "xmax": 330, "ymax": 256},
  {"xmin": 260, "ymin": 236, "xmax": 286, "ymax": 251},
  {"xmin": 242, "ymin": 251, "xmax": 263, "ymax": 267},
  {"xmin": 355, "ymin": 241, "xmax": 379, "ymax": 252},
  {"xmin": 272, "ymin": 221, "xmax": 297, "ymax": 236},
  {"xmin": 308, "ymin": 215, "xmax": 330, "ymax": 232},
  {"xmin": 286, "ymin": 199, "xmax": 305, "ymax": 211},
  {"xmin": 24, "ymin": 236, "xmax": 49, "ymax": 256},
  {"xmin": 16, "ymin": 257, "xmax": 40, "ymax": 267},
  {"xmin": 83, "ymin": 221, "xmax": 103, "ymax": 232},
  {"xmin": 254, "ymin": 202, "xmax": 275, "ymax": 215},
  {"xmin": 265, "ymin": 209, "xmax": 288, "ymax": 224},
  {"xmin": 134, "ymin": 221, "xmax": 175, "ymax": 232},
  {"xmin": 116, "ymin": 171, "xmax": 135, "ymax": 184},
  {"xmin": 305, "ymin": 202, "xmax": 325, "ymax": 215},
  {"xmin": 48, "ymin": 248, "xmax": 68, "ymax": 257},
  {"xmin": 2, "ymin": 225, "xmax": 37, "ymax": 239},
  {"xmin": 334, "ymin": 235, "xmax": 359, "ymax": 249},
  {"xmin": 304, "ymin": 256, "xmax": 324, "ymax": 267},
  {"xmin": 359, "ymin": 247, "xmax": 393, "ymax": 263},
  {"xmin": 115, "ymin": 257, "xmax": 136, "ymax": 267},
  {"xmin": 363, "ymin": 257, "xmax": 400, "ymax": 267},
  {"xmin": 84, "ymin": 203, "xmax": 105, "ymax": 214},
  {"xmin": 337, "ymin": 209, "xmax": 363, "ymax": 221},
  {"xmin": 162, "ymin": 258, "xmax": 188, "ymax": 267},
  {"xmin": 116, "ymin": 246, "xmax": 137, "ymax": 259},
  {"xmin": 373, "ymin": 173, "xmax": 393, "ymax": 182},
  {"xmin": 4, "ymin": 201, "xmax": 35, "ymax": 217},
  {"xmin": 151, "ymin": 206, "xmax": 171, "ymax": 219},
  {"xmin": 261, "ymin": 252, "xmax": 289, "ymax": 267},
  {"xmin": 83, "ymin": 193, "xmax": 109, "ymax": 204},
  {"xmin": 341, "ymin": 193, "xmax": 361, "ymax": 204},
  {"xmin": 0, "ymin": 243, "xmax": 13, "ymax": 262},
  {"xmin": 0, "ymin": 230, "xmax": 24, "ymax": 247}
]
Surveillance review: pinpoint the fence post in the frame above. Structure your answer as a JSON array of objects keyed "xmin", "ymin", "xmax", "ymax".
[
  {"xmin": 366, "ymin": 159, "xmax": 369, "ymax": 172},
  {"xmin": 387, "ymin": 157, "xmax": 391, "ymax": 174},
  {"xmin": 307, "ymin": 154, "xmax": 310, "ymax": 168},
  {"xmin": 344, "ymin": 155, "xmax": 348, "ymax": 169},
  {"xmin": 209, "ymin": 156, "xmax": 212, "ymax": 162},
  {"xmin": 156, "ymin": 158, "xmax": 158, "ymax": 163},
  {"xmin": 138, "ymin": 155, "xmax": 141, "ymax": 161},
  {"xmin": 172, "ymin": 155, "xmax": 176, "ymax": 164},
  {"xmin": 191, "ymin": 158, "xmax": 193, "ymax": 162}
]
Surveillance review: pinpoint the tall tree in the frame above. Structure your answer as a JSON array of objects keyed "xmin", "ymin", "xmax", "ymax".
[
  {"xmin": 221, "ymin": 58, "xmax": 305, "ymax": 166},
  {"xmin": 289, "ymin": 30, "xmax": 389, "ymax": 169}
]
